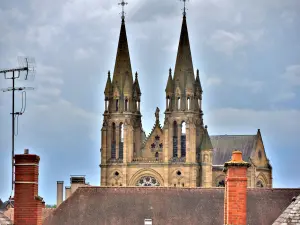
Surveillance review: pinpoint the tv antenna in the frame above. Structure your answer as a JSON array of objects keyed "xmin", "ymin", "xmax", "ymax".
[{"xmin": 0, "ymin": 56, "xmax": 36, "ymax": 195}]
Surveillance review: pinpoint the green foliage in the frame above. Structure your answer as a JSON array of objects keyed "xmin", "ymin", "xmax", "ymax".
[{"xmin": 45, "ymin": 204, "xmax": 57, "ymax": 208}]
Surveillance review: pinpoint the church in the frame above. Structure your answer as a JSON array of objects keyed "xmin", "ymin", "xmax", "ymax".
[
  {"xmin": 100, "ymin": 1, "xmax": 272, "ymax": 189},
  {"xmin": 3, "ymin": 2, "xmax": 300, "ymax": 225}
]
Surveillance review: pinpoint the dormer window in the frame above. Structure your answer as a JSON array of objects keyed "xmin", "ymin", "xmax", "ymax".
[{"xmin": 167, "ymin": 96, "xmax": 170, "ymax": 110}]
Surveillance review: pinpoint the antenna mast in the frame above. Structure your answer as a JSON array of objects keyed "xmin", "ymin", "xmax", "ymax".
[{"xmin": 0, "ymin": 56, "xmax": 36, "ymax": 196}]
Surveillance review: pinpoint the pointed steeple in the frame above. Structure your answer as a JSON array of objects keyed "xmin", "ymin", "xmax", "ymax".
[
  {"xmin": 104, "ymin": 71, "xmax": 112, "ymax": 95},
  {"xmin": 112, "ymin": 15, "xmax": 133, "ymax": 93},
  {"xmin": 123, "ymin": 71, "xmax": 132, "ymax": 95},
  {"xmin": 165, "ymin": 68, "xmax": 173, "ymax": 93},
  {"xmin": 133, "ymin": 72, "xmax": 141, "ymax": 95},
  {"xmin": 195, "ymin": 69, "xmax": 203, "ymax": 93},
  {"xmin": 201, "ymin": 125, "xmax": 213, "ymax": 150},
  {"xmin": 173, "ymin": 14, "xmax": 194, "ymax": 91}
]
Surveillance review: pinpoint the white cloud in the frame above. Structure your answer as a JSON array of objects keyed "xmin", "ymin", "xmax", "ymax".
[
  {"xmin": 74, "ymin": 48, "xmax": 96, "ymax": 61},
  {"xmin": 281, "ymin": 11, "xmax": 296, "ymax": 23},
  {"xmin": 206, "ymin": 77, "xmax": 222, "ymax": 86},
  {"xmin": 282, "ymin": 65, "xmax": 300, "ymax": 86},
  {"xmin": 26, "ymin": 25, "xmax": 62, "ymax": 48},
  {"xmin": 207, "ymin": 30, "xmax": 248, "ymax": 56},
  {"xmin": 206, "ymin": 108, "xmax": 300, "ymax": 138}
]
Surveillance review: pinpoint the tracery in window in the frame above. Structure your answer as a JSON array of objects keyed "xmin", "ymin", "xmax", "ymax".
[
  {"xmin": 217, "ymin": 180, "xmax": 225, "ymax": 187},
  {"xmin": 136, "ymin": 176, "xmax": 160, "ymax": 186},
  {"xmin": 256, "ymin": 180, "xmax": 264, "ymax": 188}
]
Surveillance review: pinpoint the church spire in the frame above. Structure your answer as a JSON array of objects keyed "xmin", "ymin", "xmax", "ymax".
[
  {"xmin": 112, "ymin": 0, "xmax": 133, "ymax": 93},
  {"xmin": 173, "ymin": 1, "xmax": 194, "ymax": 92}
]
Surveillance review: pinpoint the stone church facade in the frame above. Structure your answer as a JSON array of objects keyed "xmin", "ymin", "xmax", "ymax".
[{"xmin": 100, "ymin": 11, "xmax": 272, "ymax": 188}]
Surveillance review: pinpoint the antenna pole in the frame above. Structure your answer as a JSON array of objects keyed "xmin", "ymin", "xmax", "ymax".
[
  {"xmin": 0, "ymin": 56, "xmax": 36, "ymax": 195},
  {"xmin": 12, "ymin": 71, "xmax": 15, "ymax": 191}
]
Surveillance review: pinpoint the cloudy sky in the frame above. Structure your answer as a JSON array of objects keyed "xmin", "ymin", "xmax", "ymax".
[{"xmin": 0, "ymin": 0, "xmax": 300, "ymax": 204}]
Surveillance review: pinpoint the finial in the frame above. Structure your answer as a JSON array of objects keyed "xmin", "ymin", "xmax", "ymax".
[
  {"xmin": 197, "ymin": 69, "xmax": 199, "ymax": 77},
  {"xmin": 169, "ymin": 68, "xmax": 172, "ymax": 75},
  {"xmin": 155, "ymin": 107, "xmax": 160, "ymax": 122},
  {"xmin": 118, "ymin": 0, "xmax": 128, "ymax": 21},
  {"xmin": 205, "ymin": 125, "xmax": 208, "ymax": 129},
  {"xmin": 108, "ymin": 70, "xmax": 111, "ymax": 78},
  {"xmin": 135, "ymin": 71, "xmax": 138, "ymax": 79},
  {"xmin": 180, "ymin": 0, "xmax": 189, "ymax": 16}
]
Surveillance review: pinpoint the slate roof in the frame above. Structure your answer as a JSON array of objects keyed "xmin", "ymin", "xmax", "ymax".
[
  {"xmin": 0, "ymin": 212, "xmax": 12, "ymax": 225},
  {"xmin": 210, "ymin": 135, "xmax": 257, "ymax": 165},
  {"xmin": 43, "ymin": 187, "xmax": 300, "ymax": 225},
  {"xmin": 0, "ymin": 201, "xmax": 13, "ymax": 211},
  {"xmin": 272, "ymin": 194, "xmax": 300, "ymax": 224}
]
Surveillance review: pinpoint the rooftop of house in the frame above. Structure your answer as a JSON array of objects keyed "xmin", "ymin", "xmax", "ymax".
[
  {"xmin": 211, "ymin": 135, "xmax": 257, "ymax": 165},
  {"xmin": 0, "ymin": 211, "xmax": 12, "ymax": 225},
  {"xmin": 43, "ymin": 187, "xmax": 300, "ymax": 225},
  {"xmin": 272, "ymin": 194, "xmax": 300, "ymax": 224}
]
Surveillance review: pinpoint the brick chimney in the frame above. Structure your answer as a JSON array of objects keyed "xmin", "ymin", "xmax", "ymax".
[
  {"xmin": 14, "ymin": 149, "xmax": 43, "ymax": 225},
  {"xmin": 223, "ymin": 150, "xmax": 250, "ymax": 225},
  {"xmin": 57, "ymin": 181, "xmax": 64, "ymax": 206}
]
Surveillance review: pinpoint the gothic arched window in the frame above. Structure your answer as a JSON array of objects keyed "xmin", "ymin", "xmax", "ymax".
[
  {"xmin": 119, "ymin": 123, "xmax": 124, "ymax": 159},
  {"xmin": 177, "ymin": 97, "xmax": 181, "ymax": 110},
  {"xmin": 256, "ymin": 180, "xmax": 264, "ymax": 188},
  {"xmin": 136, "ymin": 176, "xmax": 160, "ymax": 186},
  {"xmin": 125, "ymin": 99, "xmax": 128, "ymax": 111},
  {"xmin": 181, "ymin": 122, "xmax": 186, "ymax": 157},
  {"xmin": 217, "ymin": 180, "xmax": 225, "ymax": 187},
  {"xmin": 187, "ymin": 97, "xmax": 190, "ymax": 110},
  {"xmin": 173, "ymin": 121, "xmax": 178, "ymax": 157},
  {"xmin": 116, "ymin": 99, "xmax": 119, "ymax": 112},
  {"xmin": 111, "ymin": 123, "xmax": 116, "ymax": 159}
]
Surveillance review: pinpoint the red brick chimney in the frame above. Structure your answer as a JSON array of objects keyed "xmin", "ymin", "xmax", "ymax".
[
  {"xmin": 223, "ymin": 150, "xmax": 250, "ymax": 225},
  {"xmin": 14, "ymin": 149, "xmax": 43, "ymax": 225}
]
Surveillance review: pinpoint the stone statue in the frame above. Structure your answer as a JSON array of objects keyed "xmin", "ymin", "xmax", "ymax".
[{"xmin": 155, "ymin": 107, "xmax": 160, "ymax": 122}]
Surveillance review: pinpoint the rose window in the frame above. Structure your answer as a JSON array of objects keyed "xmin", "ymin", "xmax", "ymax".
[{"xmin": 136, "ymin": 176, "xmax": 160, "ymax": 186}]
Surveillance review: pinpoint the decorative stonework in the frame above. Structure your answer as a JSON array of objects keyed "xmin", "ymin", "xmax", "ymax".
[{"xmin": 136, "ymin": 176, "xmax": 160, "ymax": 186}]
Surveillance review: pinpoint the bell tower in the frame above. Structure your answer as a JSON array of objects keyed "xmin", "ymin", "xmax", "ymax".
[
  {"xmin": 163, "ymin": 1, "xmax": 213, "ymax": 187},
  {"xmin": 100, "ymin": 0, "xmax": 143, "ymax": 186}
]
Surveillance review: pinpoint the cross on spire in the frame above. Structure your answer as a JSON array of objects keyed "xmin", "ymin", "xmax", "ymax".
[
  {"xmin": 180, "ymin": 0, "xmax": 189, "ymax": 16},
  {"xmin": 118, "ymin": 0, "xmax": 128, "ymax": 21}
]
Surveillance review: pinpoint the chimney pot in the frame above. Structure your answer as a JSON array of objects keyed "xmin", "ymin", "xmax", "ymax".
[
  {"xmin": 231, "ymin": 150, "xmax": 242, "ymax": 162},
  {"xmin": 24, "ymin": 149, "xmax": 29, "ymax": 154}
]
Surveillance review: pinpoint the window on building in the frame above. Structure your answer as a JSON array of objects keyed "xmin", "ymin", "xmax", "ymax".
[
  {"xmin": 178, "ymin": 97, "xmax": 181, "ymax": 110},
  {"xmin": 181, "ymin": 122, "xmax": 186, "ymax": 157},
  {"xmin": 173, "ymin": 121, "xmax": 178, "ymax": 157},
  {"xmin": 125, "ymin": 99, "xmax": 128, "ymax": 111},
  {"xmin": 137, "ymin": 176, "xmax": 160, "ymax": 186},
  {"xmin": 144, "ymin": 219, "xmax": 152, "ymax": 225},
  {"xmin": 217, "ymin": 180, "xmax": 225, "ymax": 187},
  {"xmin": 119, "ymin": 123, "xmax": 124, "ymax": 159},
  {"xmin": 167, "ymin": 96, "xmax": 170, "ymax": 109},
  {"xmin": 116, "ymin": 99, "xmax": 119, "ymax": 112},
  {"xmin": 187, "ymin": 97, "xmax": 190, "ymax": 110},
  {"xmin": 111, "ymin": 123, "xmax": 116, "ymax": 159},
  {"xmin": 256, "ymin": 180, "xmax": 264, "ymax": 188}
]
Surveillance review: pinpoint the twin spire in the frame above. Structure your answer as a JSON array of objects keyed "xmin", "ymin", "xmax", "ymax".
[{"xmin": 105, "ymin": 0, "xmax": 201, "ymax": 107}]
